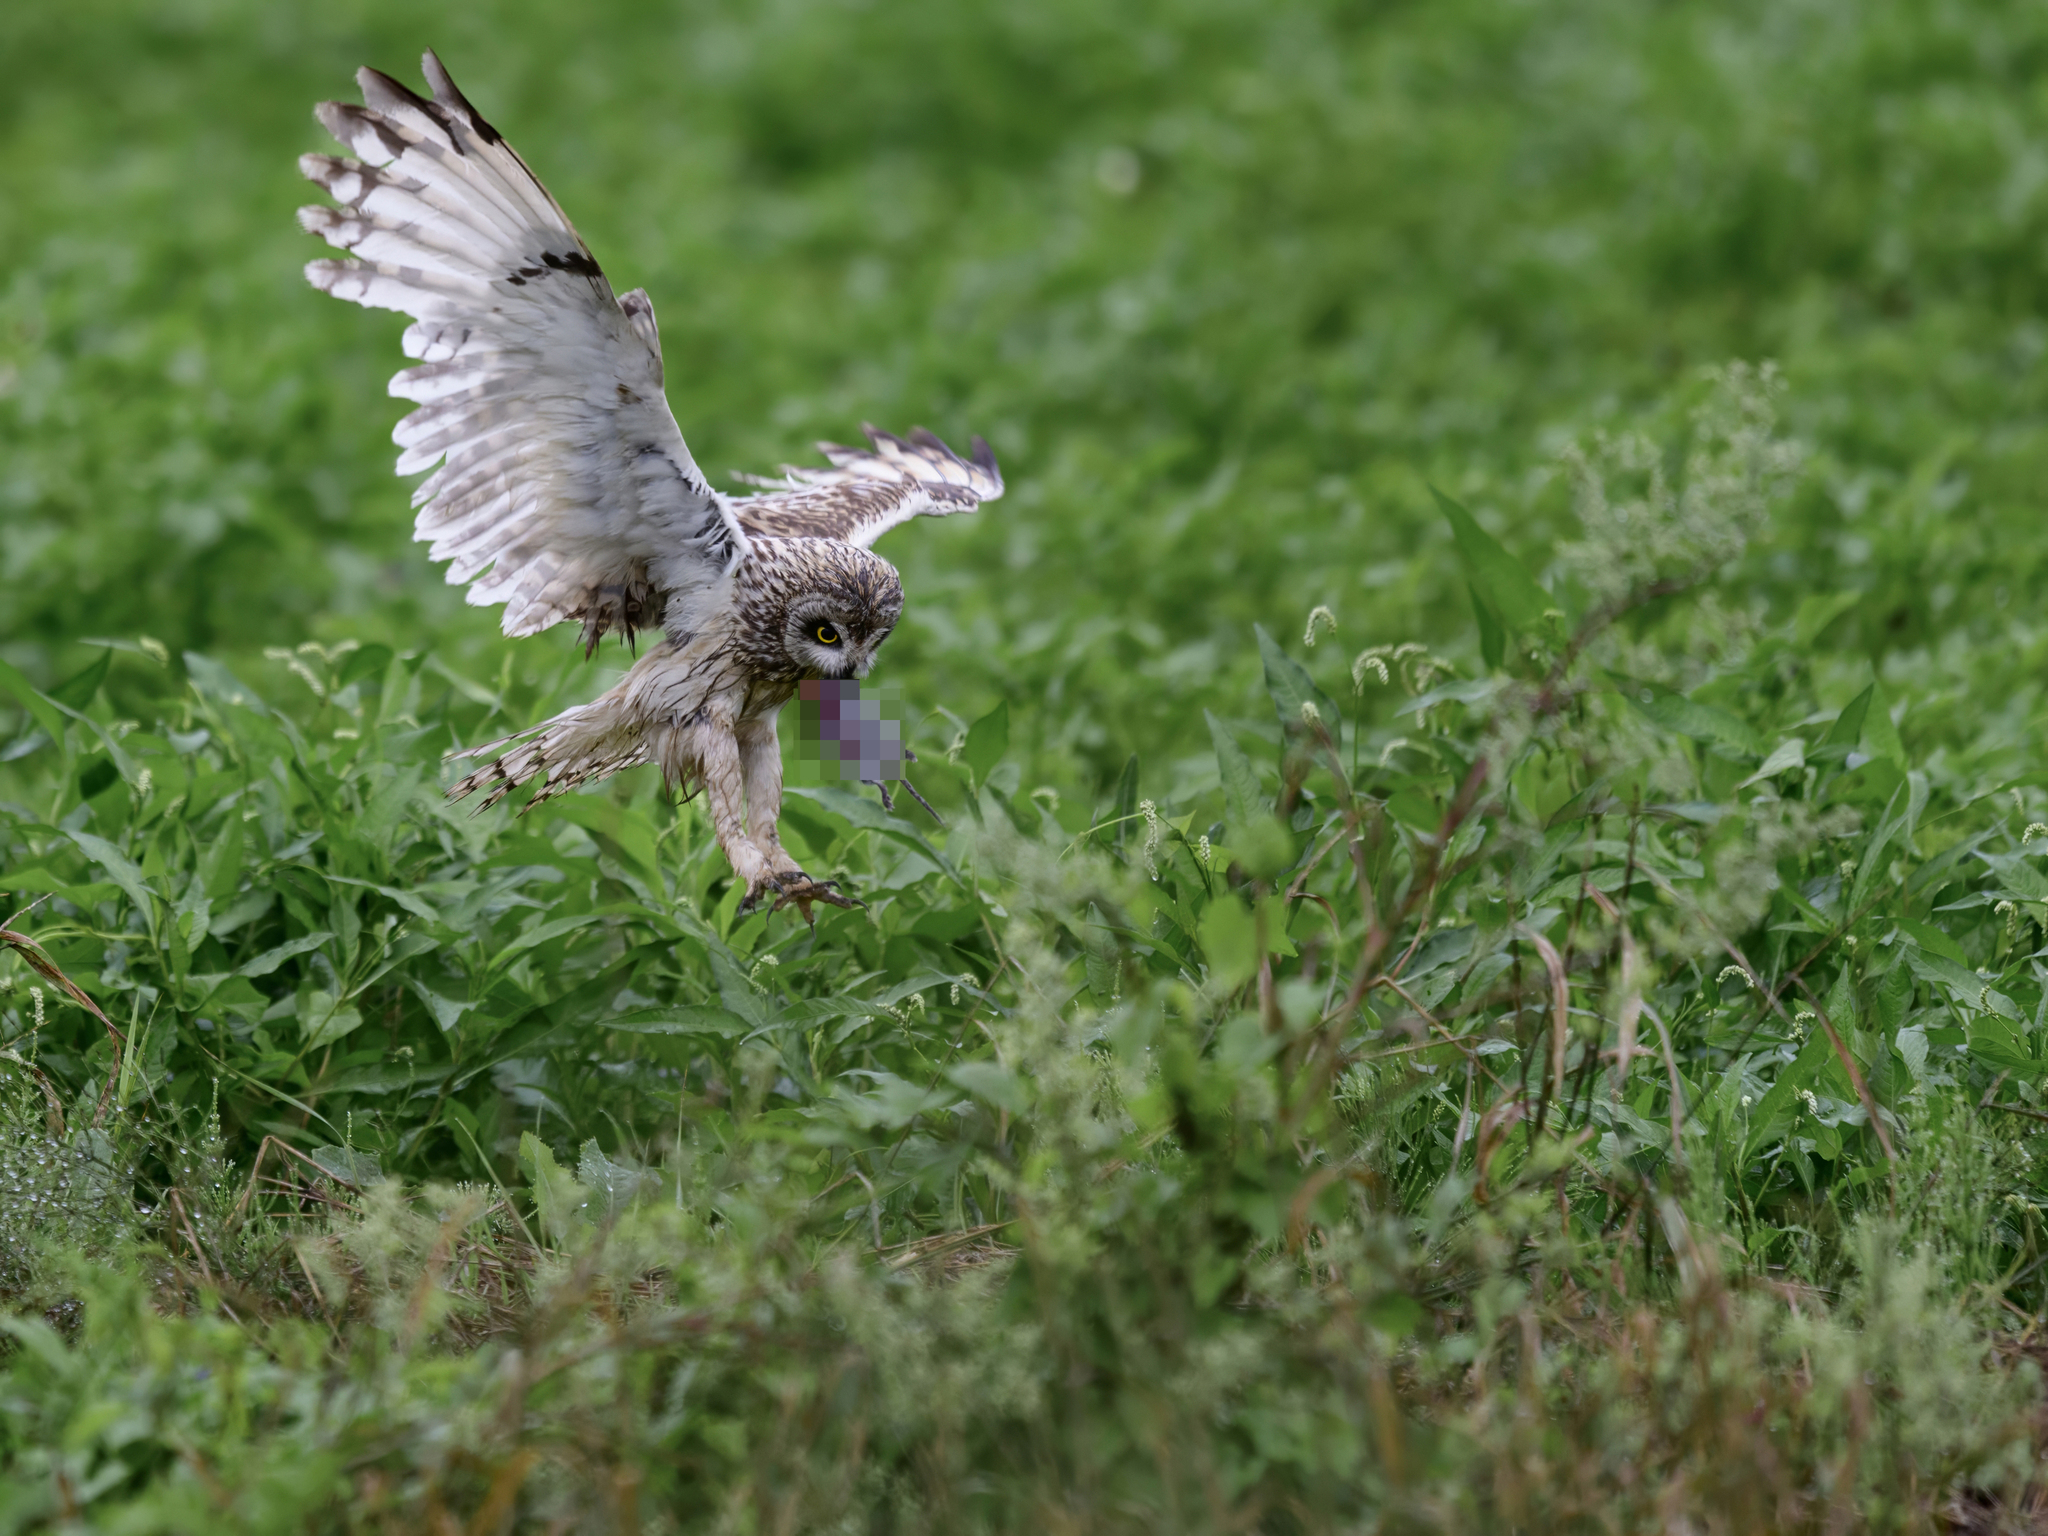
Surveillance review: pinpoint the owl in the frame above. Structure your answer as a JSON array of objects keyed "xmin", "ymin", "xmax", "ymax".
[{"xmin": 298, "ymin": 53, "xmax": 1002, "ymax": 919}]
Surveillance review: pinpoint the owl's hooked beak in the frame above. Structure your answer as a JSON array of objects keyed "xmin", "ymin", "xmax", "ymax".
[{"xmin": 810, "ymin": 652, "xmax": 874, "ymax": 683}]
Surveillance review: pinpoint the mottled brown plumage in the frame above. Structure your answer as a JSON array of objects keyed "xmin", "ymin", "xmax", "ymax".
[{"xmin": 299, "ymin": 53, "xmax": 1002, "ymax": 916}]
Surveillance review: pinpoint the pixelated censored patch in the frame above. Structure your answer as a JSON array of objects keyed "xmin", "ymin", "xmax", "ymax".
[{"xmin": 793, "ymin": 678, "xmax": 907, "ymax": 784}]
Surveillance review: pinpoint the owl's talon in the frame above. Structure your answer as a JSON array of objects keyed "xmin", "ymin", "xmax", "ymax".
[{"xmin": 756, "ymin": 869, "xmax": 862, "ymax": 923}]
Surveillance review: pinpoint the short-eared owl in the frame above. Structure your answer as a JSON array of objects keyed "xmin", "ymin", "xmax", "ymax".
[{"xmin": 298, "ymin": 53, "xmax": 1002, "ymax": 918}]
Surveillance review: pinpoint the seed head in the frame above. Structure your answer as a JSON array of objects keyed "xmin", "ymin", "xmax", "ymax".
[{"xmin": 1138, "ymin": 798, "xmax": 1163, "ymax": 879}]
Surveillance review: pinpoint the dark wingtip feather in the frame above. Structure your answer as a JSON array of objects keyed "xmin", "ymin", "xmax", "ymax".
[
  {"xmin": 970, "ymin": 435, "xmax": 998, "ymax": 473},
  {"xmin": 421, "ymin": 50, "xmax": 504, "ymax": 145},
  {"xmin": 358, "ymin": 66, "xmax": 433, "ymax": 117}
]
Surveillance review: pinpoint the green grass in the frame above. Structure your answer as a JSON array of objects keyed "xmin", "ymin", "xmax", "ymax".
[{"xmin": 7, "ymin": 0, "xmax": 2048, "ymax": 1529}]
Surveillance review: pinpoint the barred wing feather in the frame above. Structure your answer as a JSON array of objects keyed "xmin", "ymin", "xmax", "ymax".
[
  {"xmin": 298, "ymin": 51, "xmax": 747, "ymax": 650},
  {"xmin": 732, "ymin": 426, "xmax": 1003, "ymax": 546}
]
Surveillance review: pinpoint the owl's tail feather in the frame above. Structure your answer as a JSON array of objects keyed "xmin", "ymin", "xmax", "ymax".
[{"xmin": 446, "ymin": 694, "xmax": 653, "ymax": 813}]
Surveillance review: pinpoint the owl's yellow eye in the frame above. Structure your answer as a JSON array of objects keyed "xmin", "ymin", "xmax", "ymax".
[{"xmin": 815, "ymin": 623, "xmax": 841, "ymax": 646}]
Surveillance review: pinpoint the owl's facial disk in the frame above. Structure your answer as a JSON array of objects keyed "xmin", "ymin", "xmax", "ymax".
[
  {"xmin": 770, "ymin": 544, "xmax": 905, "ymax": 680},
  {"xmin": 788, "ymin": 604, "xmax": 893, "ymax": 679}
]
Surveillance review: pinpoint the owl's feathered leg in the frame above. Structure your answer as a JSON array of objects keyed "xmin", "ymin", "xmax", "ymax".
[
  {"xmin": 442, "ymin": 644, "xmax": 855, "ymax": 920},
  {"xmin": 696, "ymin": 713, "xmax": 775, "ymax": 903},
  {"xmin": 733, "ymin": 712, "xmax": 858, "ymax": 922}
]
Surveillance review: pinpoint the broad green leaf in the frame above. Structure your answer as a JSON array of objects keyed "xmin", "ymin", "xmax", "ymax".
[
  {"xmin": 946, "ymin": 1060, "xmax": 1030, "ymax": 1114},
  {"xmin": 66, "ymin": 830, "xmax": 155, "ymax": 919},
  {"xmin": 606, "ymin": 1005, "xmax": 751, "ymax": 1038},
  {"xmin": 338, "ymin": 643, "xmax": 395, "ymax": 689},
  {"xmin": 1903, "ymin": 947, "xmax": 2018, "ymax": 1020},
  {"xmin": 788, "ymin": 785, "xmax": 959, "ymax": 880},
  {"xmin": 1896, "ymin": 917, "xmax": 1967, "ymax": 966},
  {"xmin": 520, "ymin": 1132, "xmax": 591, "ymax": 1243},
  {"xmin": 0, "ymin": 869, "xmax": 119, "ymax": 907},
  {"xmin": 1862, "ymin": 681, "xmax": 1906, "ymax": 766},
  {"xmin": 488, "ymin": 912, "xmax": 615, "ymax": 971},
  {"xmin": 1199, "ymin": 890, "xmax": 1258, "ymax": 989},
  {"xmin": 1969, "ymin": 1016, "xmax": 2037, "ymax": 1074},
  {"xmin": 47, "ymin": 648, "xmax": 112, "ymax": 710},
  {"xmin": 301, "ymin": 989, "xmax": 366, "ymax": 1049},
  {"xmin": 1823, "ymin": 685, "xmax": 1874, "ymax": 751},
  {"xmin": 1848, "ymin": 790, "xmax": 1908, "ymax": 915},
  {"xmin": 1470, "ymin": 581, "xmax": 1505, "ymax": 670},
  {"xmin": 1206, "ymin": 711, "xmax": 1263, "ymax": 827},
  {"xmin": 1083, "ymin": 903, "xmax": 1120, "ymax": 1002},
  {"xmin": 1386, "ymin": 790, "xmax": 1444, "ymax": 834},
  {"xmin": 1996, "ymin": 859, "xmax": 2048, "ymax": 903},
  {"xmin": 1709, "ymin": 1054, "xmax": 1755, "ymax": 1135},
  {"xmin": 1906, "ymin": 770, "xmax": 1930, "ymax": 840},
  {"xmin": 323, "ymin": 874, "xmax": 442, "ymax": 926},
  {"xmin": 405, "ymin": 979, "xmax": 468, "ymax": 1034},
  {"xmin": 321, "ymin": 1061, "xmax": 455, "ymax": 1096},
  {"xmin": 1825, "ymin": 755, "xmax": 1905, "ymax": 808},
  {"xmin": 1876, "ymin": 963, "xmax": 1914, "ymax": 1033},
  {"xmin": 1895, "ymin": 1025, "xmax": 1929, "ymax": 1085},
  {"xmin": 1431, "ymin": 486, "xmax": 1551, "ymax": 632},
  {"xmin": 962, "ymin": 700, "xmax": 1010, "ymax": 782},
  {"xmin": 0, "ymin": 1316, "xmax": 74, "ymax": 1373},
  {"xmin": 1738, "ymin": 738, "xmax": 1806, "ymax": 789},
  {"xmin": 1622, "ymin": 682, "xmax": 1766, "ymax": 756},
  {"xmin": 1106, "ymin": 754, "xmax": 1139, "ymax": 846},
  {"xmin": 1254, "ymin": 624, "xmax": 1339, "ymax": 732},
  {"xmin": 238, "ymin": 931, "xmax": 333, "ymax": 979},
  {"xmin": 76, "ymin": 758, "xmax": 119, "ymax": 799},
  {"xmin": 1395, "ymin": 677, "xmax": 1500, "ymax": 718},
  {"xmin": 199, "ymin": 815, "xmax": 246, "ymax": 901},
  {"xmin": 1230, "ymin": 816, "xmax": 1298, "ymax": 881},
  {"xmin": 825, "ymin": 1072, "xmax": 958, "ymax": 1132},
  {"xmin": 1743, "ymin": 1027, "xmax": 1833, "ymax": 1161},
  {"xmin": 0, "ymin": 658, "xmax": 68, "ymax": 748},
  {"xmin": 1793, "ymin": 591, "xmax": 1861, "ymax": 648},
  {"xmin": 1821, "ymin": 965, "xmax": 1857, "ymax": 1033},
  {"xmin": 707, "ymin": 946, "xmax": 773, "ymax": 1032},
  {"xmin": 530, "ymin": 797, "xmax": 663, "ymax": 884}
]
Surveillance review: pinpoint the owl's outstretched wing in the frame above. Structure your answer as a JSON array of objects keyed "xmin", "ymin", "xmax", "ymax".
[
  {"xmin": 299, "ymin": 52, "xmax": 747, "ymax": 652},
  {"xmin": 731, "ymin": 426, "xmax": 1003, "ymax": 546}
]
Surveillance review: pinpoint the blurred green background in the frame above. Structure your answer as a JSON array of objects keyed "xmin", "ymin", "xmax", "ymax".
[{"xmin": 5, "ymin": 0, "xmax": 2048, "ymax": 801}]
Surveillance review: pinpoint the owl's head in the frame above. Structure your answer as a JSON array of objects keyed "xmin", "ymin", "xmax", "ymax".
[{"xmin": 779, "ymin": 545, "xmax": 905, "ymax": 680}]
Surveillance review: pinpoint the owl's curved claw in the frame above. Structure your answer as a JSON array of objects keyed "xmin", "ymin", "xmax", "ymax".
[{"xmin": 740, "ymin": 870, "xmax": 862, "ymax": 926}]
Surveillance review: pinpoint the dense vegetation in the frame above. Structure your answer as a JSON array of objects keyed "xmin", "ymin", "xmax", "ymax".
[{"xmin": 8, "ymin": 0, "xmax": 2048, "ymax": 1529}]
